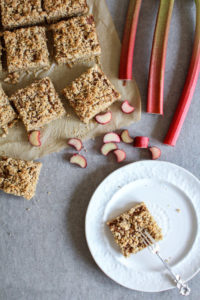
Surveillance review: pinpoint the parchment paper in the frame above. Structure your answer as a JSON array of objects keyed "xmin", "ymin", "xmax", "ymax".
[{"xmin": 0, "ymin": 0, "xmax": 141, "ymax": 160}]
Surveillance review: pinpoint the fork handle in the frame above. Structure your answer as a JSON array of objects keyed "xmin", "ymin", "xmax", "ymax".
[{"xmin": 156, "ymin": 251, "xmax": 191, "ymax": 296}]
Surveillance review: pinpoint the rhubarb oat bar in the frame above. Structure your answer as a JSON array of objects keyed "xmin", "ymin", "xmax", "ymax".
[
  {"xmin": 10, "ymin": 77, "xmax": 66, "ymax": 132},
  {"xmin": 50, "ymin": 15, "xmax": 101, "ymax": 66},
  {"xmin": 0, "ymin": 85, "xmax": 17, "ymax": 136},
  {"xmin": 62, "ymin": 65, "xmax": 121, "ymax": 123},
  {"xmin": 44, "ymin": 0, "xmax": 88, "ymax": 22},
  {"xmin": 107, "ymin": 202, "xmax": 163, "ymax": 257},
  {"xmin": 4, "ymin": 26, "xmax": 50, "ymax": 73},
  {"xmin": 1, "ymin": 0, "xmax": 45, "ymax": 29},
  {"xmin": 0, "ymin": 156, "xmax": 42, "ymax": 200},
  {"xmin": 0, "ymin": 42, "xmax": 2, "ymax": 72}
]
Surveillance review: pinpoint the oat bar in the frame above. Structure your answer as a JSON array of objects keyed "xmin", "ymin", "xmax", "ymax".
[
  {"xmin": 62, "ymin": 65, "xmax": 121, "ymax": 123},
  {"xmin": 50, "ymin": 15, "xmax": 101, "ymax": 66},
  {"xmin": 10, "ymin": 77, "xmax": 66, "ymax": 132},
  {"xmin": 0, "ymin": 85, "xmax": 17, "ymax": 136},
  {"xmin": 107, "ymin": 202, "xmax": 163, "ymax": 257},
  {"xmin": 0, "ymin": 156, "xmax": 42, "ymax": 200},
  {"xmin": 4, "ymin": 26, "xmax": 50, "ymax": 73},
  {"xmin": 44, "ymin": 0, "xmax": 88, "ymax": 22},
  {"xmin": 1, "ymin": 0, "xmax": 45, "ymax": 29}
]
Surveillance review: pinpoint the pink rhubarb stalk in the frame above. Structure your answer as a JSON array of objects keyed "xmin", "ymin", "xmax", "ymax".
[
  {"xmin": 119, "ymin": 0, "xmax": 142, "ymax": 84},
  {"xmin": 147, "ymin": 0, "xmax": 174, "ymax": 114},
  {"xmin": 164, "ymin": 0, "xmax": 200, "ymax": 146}
]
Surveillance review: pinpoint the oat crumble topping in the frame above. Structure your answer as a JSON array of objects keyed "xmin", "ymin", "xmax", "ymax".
[
  {"xmin": 62, "ymin": 65, "xmax": 121, "ymax": 123},
  {"xmin": 50, "ymin": 15, "xmax": 101, "ymax": 66},
  {"xmin": 1, "ymin": 0, "xmax": 46, "ymax": 29},
  {"xmin": 4, "ymin": 26, "xmax": 50, "ymax": 73},
  {"xmin": 44, "ymin": 0, "xmax": 88, "ymax": 22},
  {"xmin": 10, "ymin": 77, "xmax": 66, "ymax": 132},
  {"xmin": 107, "ymin": 202, "xmax": 163, "ymax": 257},
  {"xmin": 0, "ymin": 156, "xmax": 42, "ymax": 200},
  {"xmin": 0, "ymin": 85, "xmax": 17, "ymax": 136}
]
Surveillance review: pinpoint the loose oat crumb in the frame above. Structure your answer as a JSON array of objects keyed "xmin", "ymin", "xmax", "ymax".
[
  {"xmin": 4, "ymin": 72, "xmax": 20, "ymax": 84},
  {"xmin": 176, "ymin": 209, "xmax": 181, "ymax": 213}
]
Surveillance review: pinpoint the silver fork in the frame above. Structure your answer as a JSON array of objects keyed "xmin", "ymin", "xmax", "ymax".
[{"xmin": 141, "ymin": 230, "xmax": 191, "ymax": 296}]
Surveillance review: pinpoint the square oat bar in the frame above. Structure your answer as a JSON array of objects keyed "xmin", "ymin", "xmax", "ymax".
[
  {"xmin": 1, "ymin": 0, "xmax": 45, "ymax": 29},
  {"xmin": 44, "ymin": 0, "xmax": 88, "ymax": 23},
  {"xmin": 0, "ymin": 156, "xmax": 42, "ymax": 200},
  {"xmin": 4, "ymin": 26, "xmax": 50, "ymax": 73},
  {"xmin": 10, "ymin": 77, "xmax": 66, "ymax": 132},
  {"xmin": 50, "ymin": 15, "xmax": 101, "ymax": 66},
  {"xmin": 62, "ymin": 65, "xmax": 121, "ymax": 123},
  {"xmin": 0, "ymin": 85, "xmax": 17, "ymax": 136},
  {"xmin": 107, "ymin": 202, "xmax": 163, "ymax": 257}
]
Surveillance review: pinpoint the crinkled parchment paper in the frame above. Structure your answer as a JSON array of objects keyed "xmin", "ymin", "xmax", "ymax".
[{"xmin": 0, "ymin": 0, "xmax": 141, "ymax": 160}]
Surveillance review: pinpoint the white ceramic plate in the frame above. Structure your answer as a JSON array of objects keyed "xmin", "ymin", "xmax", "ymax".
[{"xmin": 85, "ymin": 161, "xmax": 200, "ymax": 292}]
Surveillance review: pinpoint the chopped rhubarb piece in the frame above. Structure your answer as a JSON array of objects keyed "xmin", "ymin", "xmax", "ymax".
[
  {"xmin": 70, "ymin": 154, "xmax": 87, "ymax": 168},
  {"xmin": 113, "ymin": 150, "xmax": 126, "ymax": 163},
  {"xmin": 101, "ymin": 143, "xmax": 118, "ymax": 156},
  {"xmin": 28, "ymin": 130, "xmax": 41, "ymax": 147},
  {"xmin": 147, "ymin": 0, "xmax": 174, "ymax": 115},
  {"xmin": 68, "ymin": 138, "xmax": 83, "ymax": 151},
  {"xmin": 164, "ymin": 0, "xmax": 200, "ymax": 146},
  {"xmin": 121, "ymin": 129, "xmax": 134, "ymax": 144},
  {"xmin": 103, "ymin": 132, "xmax": 121, "ymax": 144},
  {"xmin": 149, "ymin": 146, "xmax": 161, "ymax": 160},
  {"xmin": 95, "ymin": 111, "xmax": 112, "ymax": 125},
  {"xmin": 134, "ymin": 136, "xmax": 149, "ymax": 148},
  {"xmin": 121, "ymin": 100, "xmax": 135, "ymax": 114},
  {"xmin": 119, "ymin": 0, "xmax": 142, "ymax": 83}
]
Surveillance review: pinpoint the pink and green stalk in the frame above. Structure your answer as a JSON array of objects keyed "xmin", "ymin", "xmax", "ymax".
[
  {"xmin": 164, "ymin": 0, "xmax": 200, "ymax": 146},
  {"xmin": 147, "ymin": 0, "xmax": 174, "ymax": 114},
  {"xmin": 119, "ymin": 0, "xmax": 142, "ymax": 84}
]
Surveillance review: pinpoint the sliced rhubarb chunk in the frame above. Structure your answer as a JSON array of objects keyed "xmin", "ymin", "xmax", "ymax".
[
  {"xmin": 113, "ymin": 150, "xmax": 126, "ymax": 163},
  {"xmin": 28, "ymin": 130, "xmax": 41, "ymax": 147},
  {"xmin": 149, "ymin": 146, "xmax": 161, "ymax": 160},
  {"xmin": 101, "ymin": 143, "xmax": 118, "ymax": 156},
  {"xmin": 70, "ymin": 154, "xmax": 87, "ymax": 168},
  {"xmin": 121, "ymin": 100, "xmax": 135, "ymax": 114},
  {"xmin": 134, "ymin": 136, "xmax": 149, "ymax": 148},
  {"xmin": 103, "ymin": 132, "xmax": 121, "ymax": 144},
  {"xmin": 68, "ymin": 138, "xmax": 83, "ymax": 151},
  {"xmin": 121, "ymin": 130, "xmax": 134, "ymax": 144},
  {"xmin": 95, "ymin": 111, "xmax": 112, "ymax": 125}
]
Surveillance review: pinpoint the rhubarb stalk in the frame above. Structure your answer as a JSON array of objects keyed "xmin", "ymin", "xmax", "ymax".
[
  {"xmin": 164, "ymin": 0, "xmax": 200, "ymax": 146},
  {"xmin": 147, "ymin": 0, "xmax": 174, "ymax": 114},
  {"xmin": 119, "ymin": 0, "xmax": 142, "ymax": 84}
]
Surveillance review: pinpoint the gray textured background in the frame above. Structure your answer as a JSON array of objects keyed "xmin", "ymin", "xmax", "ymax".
[{"xmin": 0, "ymin": 0, "xmax": 200, "ymax": 299}]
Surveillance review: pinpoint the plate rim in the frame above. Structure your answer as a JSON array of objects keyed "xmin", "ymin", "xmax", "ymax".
[{"xmin": 85, "ymin": 160, "xmax": 200, "ymax": 292}]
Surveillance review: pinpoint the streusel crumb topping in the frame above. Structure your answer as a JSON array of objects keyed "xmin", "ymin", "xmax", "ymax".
[
  {"xmin": 63, "ymin": 65, "xmax": 121, "ymax": 123},
  {"xmin": 107, "ymin": 202, "xmax": 163, "ymax": 257},
  {"xmin": 10, "ymin": 77, "xmax": 66, "ymax": 132},
  {"xmin": 0, "ymin": 156, "xmax": 42, "ymax": 200},
  {"xmin": 50, "ymin": 15, "xmax": 101, "ymax": 65},
  {"xmin": 4, "ymin": 26, "xmax": 50, "ymax": 73}
]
